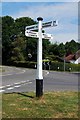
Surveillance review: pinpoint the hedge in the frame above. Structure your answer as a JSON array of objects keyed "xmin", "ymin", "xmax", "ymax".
[
  {"xmin": 6, "ymin": 61, "xmax": 80, "ymax": 72},
  {"xmin": 50, "ymin": 61, "xmax": 80, "ymax": 72},
  {"xmin": 6, "ymin": 61, "xmax": 36, "ymax": 69}
]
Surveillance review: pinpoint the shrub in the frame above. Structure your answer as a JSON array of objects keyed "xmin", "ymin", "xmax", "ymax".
[
  {"xmin": 6, "ymin": 61, "xmax": 36, "ymax": 69},
  {"xmin": 6, "ymin": 60, "xmax": 80, "ymax": 72},
  {"xmin": 50, "ymin": 61, "xmax": 80, "ymax": 72}
]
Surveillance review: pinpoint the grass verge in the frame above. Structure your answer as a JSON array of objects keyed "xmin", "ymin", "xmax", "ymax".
[{"xmin": 2, "ymin": 91, "xmax": 79, "ymax": 118}]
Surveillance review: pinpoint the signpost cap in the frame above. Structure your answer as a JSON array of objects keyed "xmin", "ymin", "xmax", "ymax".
[{"xmin": 37, "ymin": 17, "xmax": 43, "ymax": 21}]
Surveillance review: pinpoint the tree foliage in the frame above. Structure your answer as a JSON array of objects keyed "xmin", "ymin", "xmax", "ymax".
[
  {"xmin": 65, "ymin": 40, "xmax": 80, "ymax": 56},
  {"xmin": 10, "ymin": 36, "xmax": 26, "ymax": 62},
  {"xmin": 2, "ymin": 16, "xmax": 37, "ymax": 64},
  {"xmin": 2, "ymin": 16, "xmax": 80, "ymax": 65}
]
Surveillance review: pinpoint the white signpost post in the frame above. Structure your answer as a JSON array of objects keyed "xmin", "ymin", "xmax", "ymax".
[{"xmin": 25, "ymin": 17, "xmax": 58, "ymax": 97}]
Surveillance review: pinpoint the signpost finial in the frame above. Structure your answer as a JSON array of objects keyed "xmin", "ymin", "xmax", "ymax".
[{"xmin": 37, "ymin": 17, "xmax": 43, "ymax": 21}]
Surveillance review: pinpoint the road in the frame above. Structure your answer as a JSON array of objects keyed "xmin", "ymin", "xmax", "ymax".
[{"xmin": 0, "ymin": 66, "xmax": 79, "ymax": 93}]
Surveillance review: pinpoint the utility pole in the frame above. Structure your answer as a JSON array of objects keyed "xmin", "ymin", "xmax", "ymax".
[{"xmin": 64, "ymin": 55, "xmax": 65, "ymax": 72}]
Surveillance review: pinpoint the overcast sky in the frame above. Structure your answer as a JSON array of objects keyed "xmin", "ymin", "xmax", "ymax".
[{"xmin": 1, "ymin": 2, "xmax": 79, "ymax": 44}]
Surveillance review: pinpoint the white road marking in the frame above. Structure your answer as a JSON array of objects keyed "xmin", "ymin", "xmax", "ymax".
[
  {"xmin": 7, "ymin": 87, "xmax": 14, "ymax": 90},
  {"xmin": 25, "ymin": 82, "xmax": 32, "ymax": 84},
  {"xmin": 14, "ymin": 85, "xmax": 21, "ymax": 88},
  {"xmin": 14, "ymin": 80, "xmax": 27, "ymax": 85},
  {"xmin": 0, "ymin": 70, "xmax": 26, "ymax": 77},
  {"xmin": 14, "ymin": 80, "xmax": 30, "ymax": 84},
  {"xmin": 21, "ymin": 81, "xmax": 27, "ymax": 83},
  {"xmin": 6, "ymin": 85, "xmax": 11, "ymax": 87},
  {"xmin": 14, "ymin": 81, "xmax": 32, "ymax": 87},
  {"xmin": 15, "ymin": 68, "xmax": 20, "ymax": 70},
  {"xmin": 0, "ymin": 86, "xmax": 5, "ymax": 89},
  {"xmin": 0, "ymin": 80, "xmax": 31, "ymax": 89},
  {"xmin": 0, "ymin": 80, "xmax": 32, "ymax": 92},
  {"xmin": 0, "ymin": 90, "xmax": 5, "ymax": 93},
  {"xmin": 0, "ymin": 85, "xmax": 11, "ymax": 89},
  {"xmin": 26, "ymin": 80, "xmax": 30, "ymax": 82},
  {"xmin": 14, "ymin": 82, "xmax": 20, "ymax": 85}
]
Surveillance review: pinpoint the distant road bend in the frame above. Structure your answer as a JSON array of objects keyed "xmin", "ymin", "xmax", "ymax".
[{"xmin": 0, "ymin": 66, "xmax": 79, "ymax": 93}]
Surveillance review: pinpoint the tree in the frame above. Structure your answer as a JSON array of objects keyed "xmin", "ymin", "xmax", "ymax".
[
  {"xmin": 10, "ymin": 36, "xmax": 26, "ymax": 62},
  {"xmin": 14, "ymin": 17, "xmax": 36, "ymax": 35},
  {"xmin": 65, "ymin": 40, "xmax": 79, "ymax": 56},
  {"xmin": 57, "ymin": 43, "xmax": 65, "ymax": 57},
  {"xmin": 48, "ymin": 43, "xmax": 59, "ymax": 56},
  {"xmin": 42, "ymin": 39, "xmax": 51, "ymax": 58},
  {"xmin": 0, "ymin": 17, "xmax": 2, "ymax": 64},
  {"xmin": 26, "ymin": 37, "xmax": 37, "ymax": 61},
  {"xmin": 2, "ymin": 16, "xmax": 14, "ymax": 64},
  {"xmin": 2, "ymin": 16, "xmax": 37, "ymax": 63},
  {"xmin": 2, "ymin": 16, "xmax": 80, "ymax": 65}
]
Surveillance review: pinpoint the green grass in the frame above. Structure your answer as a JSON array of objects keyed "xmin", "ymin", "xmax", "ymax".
[{"xmin": 2, "ymin": 91, "xmax": 79, "ymax": 118}]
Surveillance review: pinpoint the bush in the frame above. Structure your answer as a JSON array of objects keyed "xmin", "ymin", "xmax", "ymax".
[
  {"xmin": 50, "ymin": 61, "xmax": 80, "ymax": 72},
  {"xmin": 6, "ymin": 61, "xmax": 36, "ymax": 69},
  {"xmin": 6, "ymin": 60, "xmax": 80, "ymax": 72}
]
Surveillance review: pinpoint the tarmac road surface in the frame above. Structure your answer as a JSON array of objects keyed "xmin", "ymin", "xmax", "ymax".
[{"xmin": 0, "ymin": 66, "xmax": 79, "ymax": 93}]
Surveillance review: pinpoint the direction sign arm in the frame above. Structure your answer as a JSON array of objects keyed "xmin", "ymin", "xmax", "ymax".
[
  {"xmin": 25, "ymin": 20, "xmax": 58, "ymax": 31},
  {"xmin": 42, "ymin": 20, "xmax": 58, "ymax": 28},
  {"xmin": 25, "ymin": 24, "xmax": 38, "ymax": 31}
]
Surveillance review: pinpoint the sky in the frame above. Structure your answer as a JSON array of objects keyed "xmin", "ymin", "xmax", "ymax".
[{"xmin": 1, "ymin": 2, "xmax": 79, "ymax": 44}]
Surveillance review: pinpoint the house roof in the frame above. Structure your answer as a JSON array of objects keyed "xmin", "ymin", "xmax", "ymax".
[
  {"xmin": 75, "ymin": 50, "xmax": 80, "ymax": 59},
  {"xmin": 65, "ymin": 49, "xmax": 80, "ymax": 61},
  {"xmin": 65, "ymin": 54, "xmax": 75, "ymax": 61}
]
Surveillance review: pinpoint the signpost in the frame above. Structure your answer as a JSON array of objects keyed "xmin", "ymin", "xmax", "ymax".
[
  {"xmin": 36, "ymin": 17, "xmax": 43, "ymax": 97},
  {"xmin": 25, "ymin": 17, "xmax": 58, "ymax": 97},
  {"xmin": 25, "ymin": 20, "xmax": 58, "ymax": 31},
  {"xmin": 42, "ymin": 33, "xmax": 53, "ymax": 39},
  {"xmin": 25, "ymin": 30, "xmax": 38, "ymax": 38},
  {"xmin": 25, "ymin": 30, "xmax": 53, "ymax": 39}
]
